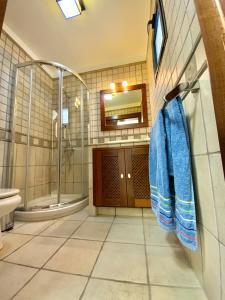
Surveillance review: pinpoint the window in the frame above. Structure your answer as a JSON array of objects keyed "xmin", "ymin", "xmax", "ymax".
[{"xmin": 151, "ymin": 0, "xmax": 167, "ymax": 77}]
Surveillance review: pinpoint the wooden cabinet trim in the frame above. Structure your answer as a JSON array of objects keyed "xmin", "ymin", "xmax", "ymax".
[{"xmin": 93, "ymin": 145, "xmax": 150, "ymax": 208}]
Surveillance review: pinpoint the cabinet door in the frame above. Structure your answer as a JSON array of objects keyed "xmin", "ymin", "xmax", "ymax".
[
  {"xmin": 125, "ymin": 146, "xmax": 151, "ymax": 208},
  {"xmin": 93, "ymin": 148, "xmax": 127, "ymax": 207}
]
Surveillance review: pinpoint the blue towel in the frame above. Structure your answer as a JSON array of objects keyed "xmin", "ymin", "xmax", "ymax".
[
  {"xmin": 149, "ymin": 97, "xmax": 198, "ymax": 251},
  {"xmin": 149, "ymin": 110, "xmax": 175, "ymax": 231}
]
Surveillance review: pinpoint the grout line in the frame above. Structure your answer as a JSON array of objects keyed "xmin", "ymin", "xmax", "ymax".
[
  {"xmin": 6, "ymin": 221, "xmax": 61, "ymax": 300},
  {"xmin": 41, "ymin": 216, "xmax": 89, "ymax": 269},
  {"xmin": 86, "ymin": 276, "xmax": 149, "ymax": 286},
  {"xmin": 79, "ymin": 214, "xmax": 116, "ymax": 300},
  {"xmin": 1, "ymin": 211, "xmax": 207, "ymax": 299},
  {"xmin": 142, "ymin": 216, "xmax": 152, "ymax": 300},
  {"xmin": 150, "ymin": 283, "xmax": 207, "ymax": 290},
  {"xmin": 9, "ymin": 268, "xmax": 40, "ymax": 300},
  {"xmin": 1, "ymin": 219, "xmax": 59, "ymax": 261},
  {"xmin": 9, "ymin": 214, "xmax": 89, "ymax": 299}
]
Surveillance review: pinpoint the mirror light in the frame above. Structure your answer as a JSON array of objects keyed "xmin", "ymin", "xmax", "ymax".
[
  {"xmin": 57, "ymin": 0, "xmax": 83, "ymax": 19},
  {"xmin": 110, "ymin": 82, "xmax": 116, "ymax": 90},
  {"xmin": 122, "ymin": 81, "xmax": 128, "ymax": 88}
]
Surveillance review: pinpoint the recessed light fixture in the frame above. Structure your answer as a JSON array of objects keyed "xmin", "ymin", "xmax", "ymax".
[{"xmin": 56, "ymin": 0, "xmax": 85, "ymax": 19}]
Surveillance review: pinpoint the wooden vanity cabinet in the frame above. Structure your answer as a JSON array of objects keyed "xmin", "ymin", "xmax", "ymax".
[{"xmin": 93, "ymin": 145, "xmax": 151, "ymax": 208}]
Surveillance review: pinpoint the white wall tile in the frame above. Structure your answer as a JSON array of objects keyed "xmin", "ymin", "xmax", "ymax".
[
  {"xmin": 193, "ymin": 155, "xmax": 218, "ymax": 237},
  {"xmin": 209, "ymin": 153, "xmax": 225, "ymax": 245},
  {"xmin": 201, "ymin": 227, "xmax": 221, "ymax": 300}
]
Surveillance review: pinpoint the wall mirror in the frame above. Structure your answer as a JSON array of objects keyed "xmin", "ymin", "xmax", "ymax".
[{"xmin": 100, "ymin": 83, "xmax": 148, "ymax": 131}]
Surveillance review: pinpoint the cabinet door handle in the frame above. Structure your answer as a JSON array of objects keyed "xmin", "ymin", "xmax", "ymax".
[
  {"xmin": 120, "ymin": 173, "xmax": 124, "ymax": 179},
  {"xmin": 127, "ymin": 173, "xmax": 131, "ymax": 179}
]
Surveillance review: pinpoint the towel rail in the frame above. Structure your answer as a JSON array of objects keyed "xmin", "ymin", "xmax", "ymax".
[{"xmin": 162, "ymin": 61, "xmax": 208, "ymax": 109}]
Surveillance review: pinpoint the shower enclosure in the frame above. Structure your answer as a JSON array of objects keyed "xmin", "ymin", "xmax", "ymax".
[{"xmin": 10, "ymin": 61, "xmax": 89, "ymax": 221}]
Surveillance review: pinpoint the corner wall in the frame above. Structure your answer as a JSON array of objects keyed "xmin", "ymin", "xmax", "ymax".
[{"xmin": 147, "ymin": 1, "xmax": 225, "ymax": 299}]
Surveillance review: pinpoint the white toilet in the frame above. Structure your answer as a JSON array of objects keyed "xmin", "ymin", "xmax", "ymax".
[{"xmin": 0, "ymin": 189, "xmax": 21, "ymax": 249}]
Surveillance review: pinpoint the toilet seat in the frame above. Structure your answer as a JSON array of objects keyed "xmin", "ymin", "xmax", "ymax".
[{"xmin": 0, "ymin": 189, "xmax": 20, "ymax": 199}]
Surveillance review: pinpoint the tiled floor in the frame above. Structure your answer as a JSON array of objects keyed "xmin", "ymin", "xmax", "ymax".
[{"xmin": 0, "ymin": 207, "xmax": 208, "ymax": 300}]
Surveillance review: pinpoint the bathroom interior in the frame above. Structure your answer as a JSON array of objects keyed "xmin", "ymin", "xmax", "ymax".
[{"xmin": 0, "ymin": 0, "xmax": 224, "ymax": 299}]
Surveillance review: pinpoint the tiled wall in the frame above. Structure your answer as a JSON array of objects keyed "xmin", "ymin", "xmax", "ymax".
[
  {"xmin": 81, "ymin": 62, "xmax": 152, "ymax": 215},
  {"xmin": 147, "ymin": 0, "xmax": 200, "ymax": 120},
  {"xmin": 147, "ymin": 1, "xmax": 225, "ymax": 299},
  {"xmin": 0, "ymin": 30, "xmax": 29, "ymax": 189},
  {"xmin": 81, "ymin": 61, "xmax": 151, "ymax": 144},
  {"xmin": 13, "ymin": 64, "xmax": 53, "ymax": 203},
  {"xmin": 0, "ymin": 30, "xmax": 53, "ymax": 203}
]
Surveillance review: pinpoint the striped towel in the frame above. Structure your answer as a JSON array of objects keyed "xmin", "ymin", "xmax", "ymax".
[{"xmin": 149, "ymin": 97, "xmax": 198, "ymax": 251}]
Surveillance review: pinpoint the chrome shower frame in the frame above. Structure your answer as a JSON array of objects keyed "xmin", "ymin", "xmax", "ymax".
[{"xmin": 10, "ymin": 60, "xmax": 89, "ymax": 219}]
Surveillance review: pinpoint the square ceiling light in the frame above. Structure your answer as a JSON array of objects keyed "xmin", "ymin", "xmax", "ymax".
[{"xmin": 57, "ymin": 0, "xmax": 85, "ymax": 19}]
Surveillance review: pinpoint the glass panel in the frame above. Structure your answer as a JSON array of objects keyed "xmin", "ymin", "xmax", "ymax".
[
  {"xmin": 60, "ymin": 71, "xmax": 83, "ymax": 203},
  {"xmin": 82, "ymin": 87, "xmax": 89, "ymax": 198},
  {"xmin": 26, "ymin": 64, "xmax": 60, "ymax": 209},
  {"xmin": 12, "ymin": 66, "xmax": 32, "ymax": 209},
  {"xmin": 12, "ymin": 62, "xmax": 89, "ymax": 210}
]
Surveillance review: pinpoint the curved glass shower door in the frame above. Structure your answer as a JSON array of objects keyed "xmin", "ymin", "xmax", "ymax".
[
  {"xmin": 57, "ymin": 70, "xmax": 89, "ymax": 204},
  {"xmin": 12, "ymin": 61, "xmax": 88, "ymax": 211}
]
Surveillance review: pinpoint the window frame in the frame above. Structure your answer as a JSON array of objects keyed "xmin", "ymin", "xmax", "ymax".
[{"xmin": 152, "ymin": 0, "xmax": 168, "ymax": 79}]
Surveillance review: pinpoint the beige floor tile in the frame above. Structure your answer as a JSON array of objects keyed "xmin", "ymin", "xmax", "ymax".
[
  {"xmin": 86, "ymin": 215, "xmax": 114, "ymax": 223},
  {"xmin": 14, "ymin": 221, "xmax": 26, "ymax": 229},
  {"xmin": 144, "ymin": 225, "xmax": 180, "ymax": 247},
  {"xmin": 114, "ymin": 216, "xmax": 143, "ymax": 225},
  {"xmin": 143, "ymin": 217, "xmax": 158, "ymax": 226},
  {"xmin": 143, "ymin": 208, "xmax": 155, "ymax": 218},
  {"xmin": 106, "ymin": 223, "xmax": 144, "ymax": 244},
  {"xmin": 147, "ymin": 246, "xmax": 200, "ymax": 287},
  {"xmin": 116, "ymin": 207, "xmax": 142, "ymax": 216},
  {"xmin": 151, "ymin": 286, "xmax": 208, "ymax": 300},
  {"xmin": 82, "ymin": 278, "xmax": 149, "ymax": 300},
  {"xmin": 40, "ymin": 220, "xmax": 82, "ymax": 238},
  {"xmin": 45, "ymin": 239, "xmax": 102, "ymax": 276},
  {"xmin": 0, "ymin": 233, "xmax": 33, "ymax": 259},
  {"xmin": 5, "ymin": 236, "xmax": 65, "ymax": 268},
  {"xmin": 12, "ymin": 220, "xmax": 55, "ymax": 235},
  {"xmin": 62, "ymin": 209, "xmax": 89, "ymax": 221},
  {"xmin": 93, "ymin": 242, "xmax": 147, "ymax": 284},
  {"xmin": 0, "ymin": 261, "xmax": 37, "ymax": 300},
  {"xmin": 72, "ymin": 221, "xmax": 111, "ymax": 241},
  {"xmin": 14, "ymin": 269, "xmax": 88, "ymax": 300}
]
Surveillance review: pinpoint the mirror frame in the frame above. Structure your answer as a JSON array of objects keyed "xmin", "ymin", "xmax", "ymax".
[{"xmin": 100, "ymin": 83, "xmax": 148, "ymax": 131}]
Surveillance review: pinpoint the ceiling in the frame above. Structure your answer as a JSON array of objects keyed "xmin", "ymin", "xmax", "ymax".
[{"xmin": 4, "ymin": 0, "xmax": 150, "ymax": 73}]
